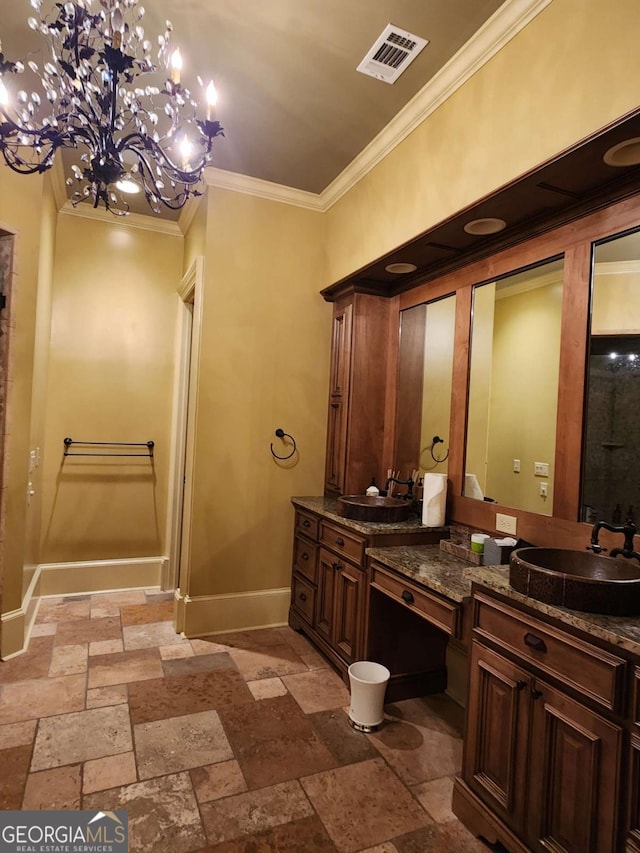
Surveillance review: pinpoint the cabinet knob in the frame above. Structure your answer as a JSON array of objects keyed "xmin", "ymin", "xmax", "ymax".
[
  {"xmin": 298, "ymin": 592, "xmax": 307, "ymax": 602},
  {"xmin": 332, "ymin": 561, "xmax": 342, "ymax": 571},
  {"xmin": 336, "ymin": 537, "xmax": 345, "ymax": 546},
  {"xmin": 524, "ymin": 632, "xmax": 547, "ymax": 653},
  {"xmin": 302, "ymin": 519, "xmax": 311, "ymax": 528},
  {"xmin": 516, "ymin": 679, "xmax": 527, "ymax": 691},
  {"xmin": 301, "ymin": 552, "xmax": 309, "ymax": 560},
  {"xmin": 401, "ymin": 590, "xmax": 415, "ymax": 604},
  {"xmin": 531, "ymin": 686, "xmax": 543, "ymax": 700}
]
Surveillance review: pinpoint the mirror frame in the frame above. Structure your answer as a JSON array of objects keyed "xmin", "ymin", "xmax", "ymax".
[{"xmin": 383, "ymin": 194, "xmax": 640, "ymax": 550}]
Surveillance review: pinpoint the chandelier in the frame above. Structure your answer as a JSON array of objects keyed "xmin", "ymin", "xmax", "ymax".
[{"xmin": 0, "ymin": 0, "xmax": 224, "ymax": 215}]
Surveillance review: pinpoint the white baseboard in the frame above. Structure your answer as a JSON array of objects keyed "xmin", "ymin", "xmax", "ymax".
[
  {"xmin": 180, "ymin": 586, "xmax": 291, "ymax": 638},
  {"xmin": 36, "ymin": 556, "xmax": 166, "ymax": 598},
  {"xmin": 1, "ymin": 565, "xmax": 41, "ymax": 659}
]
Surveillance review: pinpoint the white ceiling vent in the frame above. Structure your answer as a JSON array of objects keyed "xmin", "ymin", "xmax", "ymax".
[{"xmin": 357, "ymin": 24, "xmax": 428, "ymax": 84}]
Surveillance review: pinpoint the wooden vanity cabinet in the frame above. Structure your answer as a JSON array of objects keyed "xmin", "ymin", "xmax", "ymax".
[
  {"xmin": 289, "ymin": 510, "xmax": 367, "ymax": 672},
  {"xmin": 323, "ymin": 292, "xmax": 390, "ymax": 497},
  {"xmin": 454, "ymin": 588, "xmax": 630, "ymax": 853},
  {"xmin": 627, "ymin": 668, "xmax": 640, "ymax": 851}
]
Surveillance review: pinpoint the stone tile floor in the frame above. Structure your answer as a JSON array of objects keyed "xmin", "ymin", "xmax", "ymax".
[{"xmin": 0, "ymin": 589, "xmax": 494, "ymax": 852}]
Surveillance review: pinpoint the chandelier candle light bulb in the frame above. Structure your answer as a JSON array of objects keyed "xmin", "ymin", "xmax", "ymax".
[
  {"xmin": 206, "ymin": 81, "xmax": 217, "ymax": 120},
  {"xmin": 0, "ymin": 0, "xmax": 224, "ymax": 215},
  {"xmin": 170, "ymin": 48, "xmax": 182, "ymax": 85}
]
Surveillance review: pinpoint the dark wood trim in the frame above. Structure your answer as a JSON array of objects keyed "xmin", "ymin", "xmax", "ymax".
[
  {"xmin": 553, "ymin": 242, "xmax": 592, "ymax": 520},
  {"xmin": 382, "ymin": 294, "xmax": 400, "ymax": 476},
  {"xmin": 448, "ymin": 287, "xmax": 472, "ymax": 501}
]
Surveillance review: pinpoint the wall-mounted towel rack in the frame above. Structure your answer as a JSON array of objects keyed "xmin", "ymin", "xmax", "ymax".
[
  {"xmin": 270, "ymin": 428, "xmax": 296, "ymax": 461},
  {"xmin": 63, "ymin": 438, "xmax": 155, "ymax": 458}
]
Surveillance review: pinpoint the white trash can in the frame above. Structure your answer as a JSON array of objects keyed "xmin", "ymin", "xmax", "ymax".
[{"xmin": 347, "ymin": 661, "xmax": 390, "ymax": 732}]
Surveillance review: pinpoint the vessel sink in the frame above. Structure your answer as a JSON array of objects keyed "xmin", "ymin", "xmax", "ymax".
[
  {"xmin": 337, "ymin": 495, "xmax": 411, "ymax": 523},
  {"xmin": 510, "ymin": 547, "xmax": 640, "ymax": 615}
]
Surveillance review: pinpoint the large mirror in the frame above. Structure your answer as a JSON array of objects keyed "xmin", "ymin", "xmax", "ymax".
[
  {"xmin": 582, "ymin": 230, "xmax": 640, "ymax": 524},
  {"xmin": 465, "ymin": 257, "xmax": 564, "ymax": 515},
  {"xmin": 395, "ymin": 294, "xmax": 456, "ymax": 481}
]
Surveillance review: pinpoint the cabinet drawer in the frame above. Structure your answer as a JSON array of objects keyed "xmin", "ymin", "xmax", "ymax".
[
  {"xmin": 295, "ymin": 510, "xmax": 319, "ymax": 541},
  {"xmin": 473, "ymin": 592, "xmax": 626, "ymax": 712},
  {"xmin": 320, "ymin": 521, "xmax": 364, "ymax": 564},
  {"xmin": 293, "ymin": 536, "xmax": 317, "ymax": 583},
  {"xmin": 371, "ymin": 563, "xmax": 459, "ymax": 637},
  {"xmin": 291, "ymin": 574, "xmax": 315, "ymax": 625}
]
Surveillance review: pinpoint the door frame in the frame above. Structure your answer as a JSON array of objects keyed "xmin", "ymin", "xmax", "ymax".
[{"xmin": 164, "ymin": 257, "xmax": 204, "ymax": 604}]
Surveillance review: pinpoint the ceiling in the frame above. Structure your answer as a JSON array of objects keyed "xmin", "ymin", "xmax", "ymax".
[{"xmin": 0, "ymin": 0, "xmax": 506, "ymax": 215}]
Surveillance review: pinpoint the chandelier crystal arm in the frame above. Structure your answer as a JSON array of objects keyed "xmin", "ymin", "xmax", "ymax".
[{"xmin": 0, "ymin": 0, "xmax": 224, "ymax": 215}]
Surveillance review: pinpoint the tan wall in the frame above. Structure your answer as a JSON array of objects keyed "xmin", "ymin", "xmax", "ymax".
[
  {"xmin": 324, "ymin": 0, "xmax": 640, "ymax": 285},
  {"xmin": 0, "ymin": 170, "xmax": 46, "ymax": 616},
  {"xmin": 23, "ymin": 175, "xmax": 58, "ymax": 593},
  {"xmin": 466, "ymin": 282, "xmax": 496, "ymax": 494},
  {"xmin": 39, "ymin": 215, "xmax": 183, "ymax": 563},
  {"xmin": 184, "ymin": 187, "xmax": 329, "ymax": 598},
  {"xmin": 420, "ymin": 295, "xmax": 455, "ymax": 476},
  {"xmin": 183, "ymin": 199, "xmax": 207, "ymax": 276},
  {"xmin": 592, "ymin": 270, "xmax": 640, "ymax": 333},
  {"xmin": 485, "ymin": 282, "xmax": 563, "ymax": 512}
]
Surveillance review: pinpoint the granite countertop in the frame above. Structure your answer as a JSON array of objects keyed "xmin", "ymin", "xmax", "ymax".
[
  {"xmin": 365, "ymin": 544, "xmax": 640, "ymax": 657},
  {"xmin": 367, "ymin": 544, "xmax": 473, "ymax": 603},
  {"xmin": 291, "ymin": 496, "xmax": 446, "ymax": 536},
  {"xmin": 466, "ymin": 567, "xmax": 640, "ymax": 658}
]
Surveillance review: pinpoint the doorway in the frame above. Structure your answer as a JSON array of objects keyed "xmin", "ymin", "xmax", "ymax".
[{"xmin": 165, "ymin": 257, "xmax": 204, "ymax": 631}]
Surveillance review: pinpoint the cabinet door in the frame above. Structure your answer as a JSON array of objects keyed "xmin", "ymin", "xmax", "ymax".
[
  {"xmin": 315, "ymin": 548, "xmax": 338, "ymax": 644},
  {"xmin": 463, "ymin": 643, "xmax": 531, "ymax": 834},
  {"xmin": 325, "ymin": 303, "xmax": 352, "ymax": 494},
  {"xmin": 628, "ymin": 733, "xmax": 640, "ymax": 852},
  {"xmin": 527, "ymin": 679, "xmax": 623, "ymax": 853},
  {"xmin": 333, "ymin": 560, "xmax": 365, "ymax": 664}
]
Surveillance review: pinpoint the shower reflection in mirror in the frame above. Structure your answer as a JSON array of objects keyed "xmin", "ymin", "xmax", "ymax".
[{"xmin": 583, "ymin": 229, "xmax": 640, "ymax": 524}]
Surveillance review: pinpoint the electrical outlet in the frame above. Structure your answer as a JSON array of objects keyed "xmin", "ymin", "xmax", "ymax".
[
  {"xmin": 513, "ymin": 458, "xmax": 521, "ymax": 473},
  {"xmin": 496, "ymin": 512, "xmax": 517, "ymax": 535},
  {"xmin": 534, "ymin": 461, "xmax": 549, "ymax": 477},
  {"xmin": 540, "ymin": 482, "xmax": 548, "ymax": 497}
]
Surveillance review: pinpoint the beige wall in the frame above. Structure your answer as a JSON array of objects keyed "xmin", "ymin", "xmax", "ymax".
[
  {"xmin": 485, "ymin": 281, "xmax": 562, "ymax": 512},
  {"xmin": 183, "ymin": 199, "xmax": 207, "ymax": 276},
  {"xmin": 420, "ymin": 295, "xmax": 455, "ymax": 476},
  {"xmin": 0, "ymin": 170, "xmax": 46, "ymax": 617},
  {"xmin": 592, "ymin": 270, "xmax": 640, "ymax": 333},
  {"xmin": 39, "ymin": 215, "xmax": 183, "ymax": 563},
  {"xmin": 324, "ymin": 0, "xmax": 640, "ymax": 285},
  {"xmin": 183, "ymin": 187, "xmax": 329, "ymax": 599},
  {"xmin": 466, "ymin": 283, "xmax": 496, "ymax": 495},
  {"xmin": 23, "ymin": 175, "xmax": 58, "ymax": 593}
]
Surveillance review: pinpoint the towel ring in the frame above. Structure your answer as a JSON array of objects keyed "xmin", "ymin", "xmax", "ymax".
[
  {"xmin": 270, "ymin": 428, "xmax": 297, "ymax": 460},
  {"xmin": 430, "ymin": 435, "xmax": 449, "ymax": 463}
]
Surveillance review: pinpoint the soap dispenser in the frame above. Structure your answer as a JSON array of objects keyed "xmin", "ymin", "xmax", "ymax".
[{"xmin": 366, "ymin": 478, "xmax": 380, "ymax": 497}]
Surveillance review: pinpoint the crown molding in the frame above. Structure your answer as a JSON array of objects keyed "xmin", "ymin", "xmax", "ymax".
[
  {"xmin": 204, "ymin": 0, "xmax": 552, "ymax": 212},
  {"xmin": 595, "ymin": 260, "xmax": 640, "ymax": 276},
  {"xmin": 203, "ymin": 167, "xmax": 324, "ymax": 211},
  {"xmin": 59, "ymin": 199, "xmax": 183, "ymax": 236},
  {"xmin": 320, "ymin": 0, "xmax": 553, "ymax": 209}
]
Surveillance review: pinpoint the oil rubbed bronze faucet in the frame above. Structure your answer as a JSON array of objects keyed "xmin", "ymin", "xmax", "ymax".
[
  {"xmin": 383, "ymin": 476, "xmax": 414, "ymax": 500},
  {"xmin": 588, "ymin": 518, "xmax": 640, "ymax": 561}
]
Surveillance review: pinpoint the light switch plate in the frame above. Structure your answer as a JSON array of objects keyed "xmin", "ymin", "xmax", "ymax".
[
  {"xmin": 496, "ymin": 512, "xmax": 517, "ymax": 535},
  {"xmin": 534, "ymin": 461, "xmax": 549, "ymax": 477}
]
